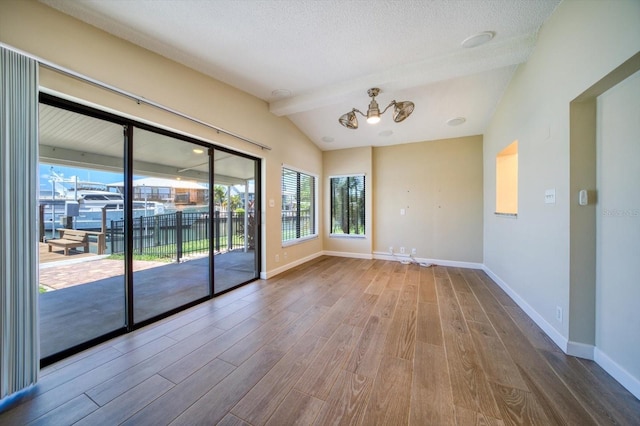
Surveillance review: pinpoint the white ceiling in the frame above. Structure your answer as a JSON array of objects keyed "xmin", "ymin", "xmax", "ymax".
[{"xmin": 39, "ymin": 0, "xmax": 561, "ymax": 151}]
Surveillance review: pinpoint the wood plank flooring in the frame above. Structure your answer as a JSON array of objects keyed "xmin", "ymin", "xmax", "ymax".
[{"xmin": 1, "ymin": 256, "xmax": 639, "ymax": 425}]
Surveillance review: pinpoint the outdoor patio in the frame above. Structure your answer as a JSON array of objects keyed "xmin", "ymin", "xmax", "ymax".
[{"xmin": 39, "ymin": 248, "xmax": 257, "ymax": 359}]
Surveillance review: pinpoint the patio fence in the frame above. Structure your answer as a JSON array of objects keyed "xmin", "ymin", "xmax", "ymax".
[
  {"xmin": 282, "ymin": 209, "xmax": 313, "ymax": 241},
  {"xmin": 110, "ymin": 211, "xmax": 249, "ymax": 261}
]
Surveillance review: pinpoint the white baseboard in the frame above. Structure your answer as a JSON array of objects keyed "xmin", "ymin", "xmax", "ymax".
[
  {"xmin": 260, "ymin": 251, "xmax": 324, "ymax": 279},
  {"xmin": 482, "ymin": 266, "xmax": 640, "ymax": 399},
  {"xmin": 262, "ymin": 251, "xmax": 480, "ymax": 278},
  {"xmin": 594, "ymin": 348, "xmax": 640, "ymax": 400},
  {"xmin": 482, "ymin": 266, "xmax": 569, "ymax": 353},
  {"xmin": 372, "ymin": 252, "xmax": 483, "ymax": 269},
  {"xmin": 566, "ymin": 341, "xmax": 595, "ymax": 360},
  {"xmin": 322, "ymin": 250, "xmax": 373, "ymax": 260}
]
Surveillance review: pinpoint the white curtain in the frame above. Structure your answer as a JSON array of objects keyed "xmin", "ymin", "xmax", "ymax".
[{"xmin": 0, "ymin": 47, "xmax": 39, "ymax": 400}]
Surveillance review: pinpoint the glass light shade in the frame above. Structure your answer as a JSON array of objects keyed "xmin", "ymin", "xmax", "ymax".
[
  {"xmin": 367, "ymin": 115, "xmax": 380, "ymax": 124},
  {"xmin": 339, "ymin": 111, "xmax": 358, "ymax": 129},
  {"xmin": 393, "ymin": 101, "xmax": 415, "ymax": 123}
]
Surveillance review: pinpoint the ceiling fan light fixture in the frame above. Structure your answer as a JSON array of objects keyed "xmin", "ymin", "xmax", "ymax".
[{"xmin": 339, "ymin": 88, "xmax": 414, "ymax": 129}]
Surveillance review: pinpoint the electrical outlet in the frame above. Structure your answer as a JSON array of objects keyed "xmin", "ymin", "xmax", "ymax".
[
  {"xmin": 389, "ymin": 246, "xmax": 394, "ymax": 254},
  {"xmin": 411, "ymin": 248, "xmax": 417, "ymax": 255},
  {"xmin": 400, "ymin": 247, "xmax": 405, "ymax": 254},
  {"xmin": 556, "ymin": 306, "xmax": 563, "ymax": 323},
  {"xmin": 284, "ymin": 252, "xmax": 288, "ymax": 260},
  {"xmin": 275, "ymin": 254, "xmax": 280, "ymax": 263}
]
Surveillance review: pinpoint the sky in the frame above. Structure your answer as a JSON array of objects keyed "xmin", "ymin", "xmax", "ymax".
[{"xmin": 39, "ymin": 163, "xmax": 124, "ymax": 193}]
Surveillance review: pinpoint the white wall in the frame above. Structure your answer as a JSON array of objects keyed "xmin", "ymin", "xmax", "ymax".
[
  {"xmin": 483, "ymin": 0, "xmax": 640, "ymax": 351},
  {"xmin": 596, "ymin": 70, "xmax": 640, "ymax": 387}
]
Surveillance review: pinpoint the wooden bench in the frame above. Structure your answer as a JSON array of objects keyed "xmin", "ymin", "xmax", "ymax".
[{"xmin": 47, "ymin": 229, "xmax": 90, "ymax": 256}]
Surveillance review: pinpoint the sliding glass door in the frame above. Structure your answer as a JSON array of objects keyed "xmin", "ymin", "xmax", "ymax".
[
  {"xmin": 38, "ymin": 102, "xmax": 126, "ymax": 360},
  {"xmin": 131, "ymin": 128, "xmax": 211, "ymax": 323},
  {"xmin": 38, "ymin": 94, "xmax": 261, "ymax": 364},
  {"xmin": 212, "ymin": 148, "xmax": 260, "ymax": 294}
]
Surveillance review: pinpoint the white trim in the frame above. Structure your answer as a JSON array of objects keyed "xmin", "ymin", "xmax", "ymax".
[
  {"xmin": 281, "ymin": 163, "xmax": 319, "ymax": 178},
  {"xmin": 328, "ymin": 234, "xmax": 366, "ymax": 239},
  {"xmin": 328, "ymin": 174, "xmax": 366, "ymax": 239},
  {"xmin": 323, "ymin": 250, "xmax": 372, "ymax": 260},
  {"xmin": 594, "ymin": 347, "xmax": 640, "ymax": 400},
  {"xmin": 281, "ymin": 165, "xmax": 319, "ymax": 245},
  {"xmin": 327, "ymin": 173, "xmax": 366, "ymax": 179},
  {"xmin": 482, "ymin": 266, "xmax": 569, "ymax": 352},
  {"xmin": 372, "ymin": 252, "xmax": 483, "ymax": 269},
  {"xmin": 282, "ymin": 234, "xmax": 318, "ymax": 247},
  {"xmin": 260, "ymin": 251, "xmax": 324, "ymax": 279},
  {"xmin": 566, "ymin": 341, "xmax": 595, "ymax": 360}
]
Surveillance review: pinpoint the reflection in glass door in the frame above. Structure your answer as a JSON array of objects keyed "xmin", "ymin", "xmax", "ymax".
[
  {"xmin": 37, "ymin": 95, "xmax": 261, "ymax": 364},
  {"xmin": 131, "ymin": 128, "xmax": 211, "ymax": 323},
  {"xmin": 38, "ymin": 101, "xmax": 126, "ymax": 360},
  {"xmin": 213, "ymin": 148, "xmax": 260, "ymax": 294}
]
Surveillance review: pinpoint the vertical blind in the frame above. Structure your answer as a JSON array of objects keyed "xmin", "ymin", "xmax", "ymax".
[
  {"xmin": 0, "ymin": 47, "xmax": 39, "ymax": 400},
  {"xmin": 281, "ymin": 167, "xmax": 315, "ymax": 242}
]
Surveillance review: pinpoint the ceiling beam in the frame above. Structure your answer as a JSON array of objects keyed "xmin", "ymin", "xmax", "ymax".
[{"xmin": 269, "ymin": 33, "xmax": 537, "ymax": 116}]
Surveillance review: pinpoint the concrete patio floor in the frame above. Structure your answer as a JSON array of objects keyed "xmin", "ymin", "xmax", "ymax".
[{"xmin": 39, "ymin": 250, "xmax": 257, "ymax": 359}]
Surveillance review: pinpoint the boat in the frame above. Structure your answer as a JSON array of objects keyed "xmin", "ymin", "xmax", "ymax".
[{"xmin": 39, "ymin": 173, "xmax": 164, "ymax": 232}]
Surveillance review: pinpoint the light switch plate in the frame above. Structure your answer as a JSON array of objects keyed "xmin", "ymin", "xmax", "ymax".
[{"xmin": 545, "ymin": 189, "xmax": 556, "ymax": 204}]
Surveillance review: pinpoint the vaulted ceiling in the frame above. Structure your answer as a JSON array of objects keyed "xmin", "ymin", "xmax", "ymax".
[{"xmin": 40, "ymin": 0, "xmax": 561, "ymax": 150}]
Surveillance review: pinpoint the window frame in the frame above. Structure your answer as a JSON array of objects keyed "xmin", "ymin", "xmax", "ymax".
[
  {"xmin": 281, "ymin": 165, "xmax": 318, "ymax": 246},
  {"xmin": 329, "ymin": 174, "xmax": 366, "ymax": 238}
]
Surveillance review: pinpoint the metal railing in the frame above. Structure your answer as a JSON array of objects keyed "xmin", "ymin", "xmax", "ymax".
[
  {"xmin": 110, "ymin": 211, "xmax": 250, "ymax": 261},
  {"xmin": 282, "ymin": 210, "xmax": 313, "ymax": 241}
]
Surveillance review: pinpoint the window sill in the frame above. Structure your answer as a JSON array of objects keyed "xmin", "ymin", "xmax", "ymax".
[
  {"xmin": 282, "ymin": 234, "xmax": 318, "ymax": 247},
  {"xmin": 329, "ymin": 234, "xmax": 366, "ymax": 239},
  {"xmin": 494, "ymin": 212, "xmax": 518, "ymax": 218}
]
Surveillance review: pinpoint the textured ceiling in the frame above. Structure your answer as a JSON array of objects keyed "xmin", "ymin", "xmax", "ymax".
[{"xmin": 39, "ymin": 0, "xmax": 561, "ymax": 150}]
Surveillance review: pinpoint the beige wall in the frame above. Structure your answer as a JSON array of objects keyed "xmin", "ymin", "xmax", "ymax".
[
  {"xmin": 0, "ymin": 0, "xmax": 323, "ymax": 276},
  {"xmin": 322, "ymin": 147, "xmax": 373, "ymax": 257},
  {"xmin": 483, "ymin": 0, "xmax": 640, "ymax": 356},
  {"xmin": 372, "ymin": 136, "xmax": 483, "ymax": 263}
]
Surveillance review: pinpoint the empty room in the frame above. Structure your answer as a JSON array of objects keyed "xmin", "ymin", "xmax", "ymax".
[{"xmin": 1, "ymin": 0, "xmax": 639, "ymax": 424}]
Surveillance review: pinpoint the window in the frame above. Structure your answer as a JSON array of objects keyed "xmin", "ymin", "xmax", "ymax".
[
  {"xmin": 330, "ymin": 175, "xmax": 366, "ymax": 236},
  {"xmin": 282, "ymin": 167, "xmax": 316, "ymax": 243},
  {"xmin": 496, "ymin": 140, "xmax": 518, "ymax": 215}
]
